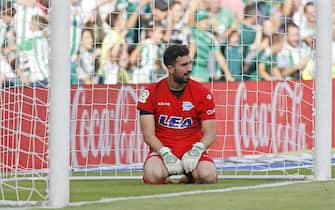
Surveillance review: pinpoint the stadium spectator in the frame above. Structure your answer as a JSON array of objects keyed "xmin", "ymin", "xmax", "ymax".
[
  {"xmin": 130, "ymin": 23, "xmax": 165, "ymax": 83},
  {"xmin": 70, "ymin": 0, "xmax": 82, "ymax": 61},
  {"xmin": 137, "ymin": 44, "xmax": 217, "ymax": 184},
  {"xmin": 239, "ymin": 3, "xmax": 262, "ymax": 63},
  {"xmin": 262, "ymin": 18, "xmax": 274, "ymax": 39},
  {"xmin": 0, "ymin": 0, "xmax": 322, "ymax": 86},
  {"xmin": 0, "ymin": 1, "xmax": 16, "ymax": 87},
  {"xmin": 0, "ymin": 54, "xmax": 16, "ymax": 87},
  {"xmin": 269, "ymin": 0, "xmax": 295, "ymax": 33},
  {"xmin": 142, "ymin": 0, "xmax": 170, "ymax": 45},
  {"xmin": 15, "ymin": 0, "xmax": 44, "ymax": 47},
  {"xmin": 224, "ymin": 29, "xmax": 244, "ymax": 81},
  {"xmin": 99, "ymin": 1, "xmax": 148, "ymax": 80},
  {"xmin": 0, "ymin": 1, "xmax": 15, "ymax": 50},
  {"xmin": 163, "ymin": 1, "xmax": 190, "ymax": 45},
  {"xmin": 221, "ymin": 0, "xmax": 245, "ymax": 21},
  {"xmin": 114, "ymin": 0, "xmax": 151, "ymax": 47},
  {"xmin": 83, "ymin": 9, "xmax": 105, "ymax": 49},
  {"xmin": 173, "ymin": 0, "xmax": 192, "ymax": 11},
  {"xmin": 81, "ymin": 0, "xmax": 116, "ymax": 20},
  {"xmin": 277, "ymin": 22, "xmax": 311, "ymax": 80},
  {"xmin": 70, "ymin": 0, "xmax": 82, "ymax": 85},
  {"xmin": 16, "ymin": 15, "xmax": 48, "ymax": 87},
  {"xmin": 205, "ymin": 0, "xmax": 235, "ymax": 43},
  {"xmin": 150, "ymin": 0, "xmax": 168, "ymax": 25},
  {"xmin": 186, "ymin": 0, "xmax": 201, "ymax": 27},
  {"xmin": 242, "ymin": 18, "xmax": 272, "ymax": 80},
  {"xmin": 255, "ymin": 34, "xmax": 284, "ymax": 81},
  {"xmin": 300, "ymin": 1, "xmax": 314, "ymax": 48},
  {"xmin": 15, "ymin": 0, "xmax": 45, "ymax": 86},
  {"xmin": 292, "ymin": 0, "xmax": 305, "ymax": 26},
  {"xmin": 302, "ymin": 60, "xmax": 335, "ymax": 80},
  {"xmin": 190, "ymin": 9, "xmax": 234, "ymax": 82},
  {"xmin": 301, "ymin": 18, "xmax": 335, "ymax": 80},
  {"xmin": 98, "ymin": 11, "xmax": 127, "ymax": 80},
  {"xmin": 76, "ymin": 29, "xmax": 100, "ymax": 85},
  {"xmin": 104, "ymin": 43, "xmax": 130, "ymax": 84}
]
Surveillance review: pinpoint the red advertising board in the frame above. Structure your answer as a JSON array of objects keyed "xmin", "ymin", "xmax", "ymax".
[
  {"xmin": 0, "ymin": 88, "xmax": 49, "ymax": 172},
  {"xmin": 0, "ymin": 80, "xmax": 334, "ymax": 171}
]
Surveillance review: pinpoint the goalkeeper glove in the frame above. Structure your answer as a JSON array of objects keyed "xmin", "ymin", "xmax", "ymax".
[
  {"xmin": 181, "ymin": 142, "xmax": 206, "ymax": 173},
  {"xmin": 158, "ymin": 147, "xmax": 183, "ymax": 175}
]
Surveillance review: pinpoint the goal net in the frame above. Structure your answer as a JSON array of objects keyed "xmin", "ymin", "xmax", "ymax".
[{"xmin": 0, "ymin": 0, "xmax": 333, "ymax": 207}]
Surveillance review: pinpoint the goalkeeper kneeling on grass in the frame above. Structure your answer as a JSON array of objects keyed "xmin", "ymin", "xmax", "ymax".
[{"xmin": 137, "ymin": 45, "xmax": 217, "ymax": 184}]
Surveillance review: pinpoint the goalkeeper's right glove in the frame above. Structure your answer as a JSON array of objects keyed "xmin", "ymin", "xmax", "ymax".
[
  {"xmin": 158, "ymin": 147, "xmax": 183, "ymax": 175},
  {"xmin": 181, "ymin": 142, "xmax": 206, "ymax": 173}
]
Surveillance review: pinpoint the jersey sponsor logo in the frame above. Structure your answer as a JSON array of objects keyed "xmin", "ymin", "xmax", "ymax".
[
  {"xmin": 182, "ymin": 101, "xmax": 194, "ymax": 111},
  {"xmin": 158, "ymin": 114, "xmax": 193, "ymax": 129},
  {"xmin": 206, "ymin": 108, "xmax": 215, "ymax": 115},
  {"xmin": 138, "ymin": 89, "xmax": 150, "ymax": 103},
  {"xmin": 158, "ymin": 102, "xmax": 171, "ymax": 106}
]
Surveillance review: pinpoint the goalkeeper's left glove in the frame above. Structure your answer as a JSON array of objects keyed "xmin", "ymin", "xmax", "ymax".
[
  {"xmin": 181, "ymin": 142, "xmax": 206, "ymax": 173},
  {"xmin": 158, "ymin": 147, "xmax": 184, "ymax": 175}
]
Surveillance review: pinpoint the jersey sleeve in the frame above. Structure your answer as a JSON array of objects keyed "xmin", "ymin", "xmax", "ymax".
[
  {"xmin": 137, "ymin": 87, "xmax": 155, "ymax": 113},
  {"xmin": 197, "ymin": 90, "xmax": 216, "ymax": 121}
]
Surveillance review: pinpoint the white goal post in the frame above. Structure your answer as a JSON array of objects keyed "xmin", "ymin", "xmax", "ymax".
[
  {"xmin": 49, "ymin": 0, "xmax": 70, "ymax": 207},
  {"xmin": 314, "ymin": 0, "xmax": 332, "ymax": 181}
]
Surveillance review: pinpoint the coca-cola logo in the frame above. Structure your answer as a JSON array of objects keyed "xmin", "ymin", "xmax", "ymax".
[
  {"xmin": 70, "ymin": 86, "xmax": 148, "ymax": 167},
  {"xmin": 233, "ymin": 82, "xmax": 306, "ymax": 157}
]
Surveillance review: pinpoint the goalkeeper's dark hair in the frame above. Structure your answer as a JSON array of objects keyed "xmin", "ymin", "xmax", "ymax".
[{"xmin": 163, "ymin": 45, "xmax": 189, "ymax": 67}]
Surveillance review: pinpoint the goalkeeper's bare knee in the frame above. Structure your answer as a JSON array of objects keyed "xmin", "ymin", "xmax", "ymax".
[
  {"xmin": 197, "ymin": 170, "xmax": 217, "ymax": 184},
  {"xmin": 143, "ymin": 157, "xmax": 169, "ymax": 184},
  {"xmin": 193, "ymin": 161, "xmax": 217, "ymax": 184}
]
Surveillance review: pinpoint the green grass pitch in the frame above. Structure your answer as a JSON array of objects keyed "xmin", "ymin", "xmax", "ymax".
[{"xmin": 1, "ymin": 167, "xmax": 334, "ymax": 210}]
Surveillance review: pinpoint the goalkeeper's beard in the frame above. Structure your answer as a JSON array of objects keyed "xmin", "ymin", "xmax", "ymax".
[{"xmin": 173, "ymin": 72, "xmax": 191, "ymax": 84}]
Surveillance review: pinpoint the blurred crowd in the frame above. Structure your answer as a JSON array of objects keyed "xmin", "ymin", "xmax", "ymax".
[{"xmin": 0, "ymin": 0, "xmax": 335, "ymax": 88}]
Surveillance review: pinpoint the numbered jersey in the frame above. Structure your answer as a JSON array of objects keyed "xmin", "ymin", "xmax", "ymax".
[{"xmin": 137, "ymin": 78, "xmax": 216, "ymax": 157}]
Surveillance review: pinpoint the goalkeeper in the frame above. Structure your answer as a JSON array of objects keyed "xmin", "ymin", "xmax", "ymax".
[{"xmin": 137, "ymin": 45, "xmax": 217, "ymax": 184}]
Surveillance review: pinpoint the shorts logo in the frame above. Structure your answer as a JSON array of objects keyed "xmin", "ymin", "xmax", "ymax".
[
  {"xmin": 138, "ymin": 89, "xmax": 150, "ymax": 103},
  {"xmin": 182, "ymin": 101, "xmax": 193, "ymax": 111}
]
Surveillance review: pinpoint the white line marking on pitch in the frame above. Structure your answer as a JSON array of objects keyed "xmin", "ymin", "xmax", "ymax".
[{"xmin": 69, "ymin": 180, "xmax": 311, "ymax": 207}]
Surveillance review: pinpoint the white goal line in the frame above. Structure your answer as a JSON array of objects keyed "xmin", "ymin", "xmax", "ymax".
[{"xmin": 69, "ymin": 180, "xmax": 314, "ymax": 207}]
